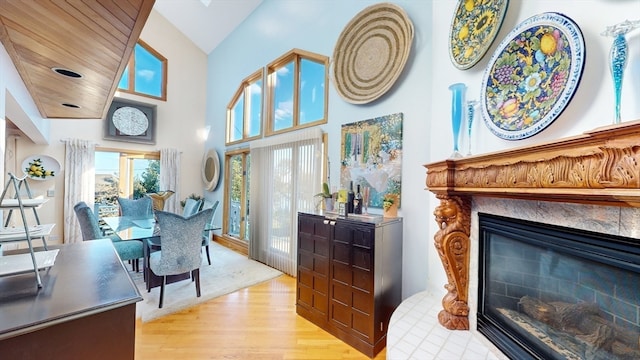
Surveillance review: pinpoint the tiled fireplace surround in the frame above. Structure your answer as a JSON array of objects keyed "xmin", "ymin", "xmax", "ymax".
[{"xmin": 401, "ymin": 120, "xmax": 640, "ymax": 358}]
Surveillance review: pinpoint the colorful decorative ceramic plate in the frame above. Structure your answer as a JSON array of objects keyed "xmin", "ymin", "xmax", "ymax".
[
  {"xmin": 480, "ymin": 12, "xmax": 585, "ymax": 140},
  {"xmin": 449, "ymin": 0, "xmax": 509, "ymax": 70}
]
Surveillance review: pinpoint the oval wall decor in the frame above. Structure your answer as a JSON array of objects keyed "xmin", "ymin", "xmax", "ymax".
[
  {"xmin": 332, "ymin": 2, "xmax": 414, "ymax": 104},
  {"xmin": 480, "ymin": 12, "xmax": 586, "ymax": 140}
]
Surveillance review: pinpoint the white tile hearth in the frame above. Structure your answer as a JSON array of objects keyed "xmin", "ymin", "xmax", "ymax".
[{"xmin": 387, "ymin": 291, "xmax": 506, "ymax": 360}]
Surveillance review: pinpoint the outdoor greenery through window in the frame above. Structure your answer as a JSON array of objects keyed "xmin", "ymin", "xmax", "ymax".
[
  {"xmin": 224, "ymin": 149, "xmax": 250, "ymax": 242},
  {"xmin": 95, "ymin": 150, "xmax": 160, "ymax": 217},
  {"xmin": 226, "ymin": 70, "xmax": 263, "ymax": 145},
  {"xmin": 118, "ymin": 40, "xmax": 167, "ymax": 101}
]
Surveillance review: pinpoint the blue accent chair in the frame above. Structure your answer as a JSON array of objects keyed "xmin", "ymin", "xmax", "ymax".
[
  {"xmin": 150, "ymin": 208, "xmax": 213, "ymax": 308},
  {"xmin": 73, "ymin": 201, "xmax": 144, "ymax": 272}
]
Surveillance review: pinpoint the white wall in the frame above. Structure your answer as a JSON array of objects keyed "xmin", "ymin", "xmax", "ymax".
[
  {"xmin": 427, "ymin": 0, "xmax": 640, "ymax": 299},
  {"xmin": 2, "ymin": 10, "xmax": 209, "ymax": 244},
  {"xmin": 207, "ymin": 0, "xmax": 640, "ymax": 299}
]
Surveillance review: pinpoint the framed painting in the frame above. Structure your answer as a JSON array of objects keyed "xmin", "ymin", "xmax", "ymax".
[
  {"xmin": 103, "ymin": 98, "xmax": 157, "ymax": 144},
  {"xmin": 340, "ymin": 113, "xmax": 403, "ymax": 209}
]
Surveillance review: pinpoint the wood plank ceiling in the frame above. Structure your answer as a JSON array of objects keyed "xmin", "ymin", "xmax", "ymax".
[{"xmin": 0, "ymin": 0, "xmax": 155, "ymax": 119}]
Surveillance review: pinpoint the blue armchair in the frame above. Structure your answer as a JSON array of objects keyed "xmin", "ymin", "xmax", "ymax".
[
  {"xmin": 182, "ymin": 198, "xmax": 202, "ymax": 217},
  {"xmin": 117, "ymin": 196, "xmax": 154, "ymax": 219},
  {"xmin": 150, "ymin": 209, "xmax": 213, "ymax": 308},
  {"xmin": 73, "ymin": 202, "xmax": 144, "ymax": 272}
]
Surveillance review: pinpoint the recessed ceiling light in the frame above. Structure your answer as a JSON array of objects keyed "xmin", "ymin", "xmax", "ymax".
[
  {"xmin": 51, "ymin": 67, "xmax": 83, "ymax": 78},
  {"xmin": 200, "ymin": 0, "xmax": 212, "ymax": 7},
  {"xmin": 61, "ymin": 103, "xmax": 80, "ymax": 108}
]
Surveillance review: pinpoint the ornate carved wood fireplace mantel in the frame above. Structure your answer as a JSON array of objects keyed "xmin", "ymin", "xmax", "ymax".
[{"xmin": 423, "ymin": 120, "xmax": 640, "ymax": 330}]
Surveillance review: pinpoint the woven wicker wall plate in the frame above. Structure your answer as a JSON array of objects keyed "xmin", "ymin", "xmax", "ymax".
[{"xmin": 332, "ymin": 3, "xmax": 414, "ymax": 104}]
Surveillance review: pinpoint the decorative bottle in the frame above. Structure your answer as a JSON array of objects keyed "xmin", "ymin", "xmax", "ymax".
[
  {"xmin": 448, "ymin": 83, "xmax": 466, "ymax": 158},
  {"xmin": 353, "ymin": 184, "xmax": 362, "ymax": 214},
  {"xmin": 347, "ymin": 181, "xmax": 355, "ymax": 213}
]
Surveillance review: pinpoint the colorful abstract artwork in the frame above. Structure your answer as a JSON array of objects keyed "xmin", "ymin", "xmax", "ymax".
[{"xmin": 340, "ymin": 113, "xmax": 403, "ymax": 209}]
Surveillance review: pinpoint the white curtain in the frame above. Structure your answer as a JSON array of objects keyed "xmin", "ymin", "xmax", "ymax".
[
  {"xmin": 63, "ymin": 139, "xmax": 95, "ymax": 244},
  {"xmin": 160, "ymin": 148, "xmax": 180, "ymax": 213},
  {"xmin": 249, "ymin": 128, "xmax": 322, "ymax": 275}
]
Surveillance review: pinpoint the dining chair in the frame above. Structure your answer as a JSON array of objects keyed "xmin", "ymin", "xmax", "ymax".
[
  {"xmin": 182, "ymin": 198, "xmax": 202, "ymax": 217},
  {"xmin": 73, "ymin": 201, "xmax": 144, "ymax": 272},
  {"xmin": 117, "ymin": 196, "xmax": 154, "ymax": 219},
  {"xmin": 150, "ymin": 208, "xmax": 213, "ymax": 308},
  {"xmin": 201, "ymin": 200, "xmax": 220, "ymax": 265}
]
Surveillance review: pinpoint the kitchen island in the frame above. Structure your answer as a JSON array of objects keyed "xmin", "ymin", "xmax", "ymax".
[{"xmin": 0, "ymin": 239, "xmax": 142, "ymax": 359}]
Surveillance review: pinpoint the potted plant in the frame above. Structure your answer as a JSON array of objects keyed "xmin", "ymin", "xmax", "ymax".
[
  {"xmin": 383, "ymin": 193, "xmax": 398, "ymax": 218},
  {"xmin": 315, "ymin": 182, "xmax": 334, "ymax": 211}
]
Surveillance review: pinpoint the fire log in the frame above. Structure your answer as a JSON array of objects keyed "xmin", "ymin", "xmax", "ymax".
[{"xmin": 518, "ymin": 296, "xmax": 640, "ymax": 356}]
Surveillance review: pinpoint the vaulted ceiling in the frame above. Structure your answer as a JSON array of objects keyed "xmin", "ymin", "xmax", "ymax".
[{"xmin": 0, "ymin": 0, "xmax": 155, "ymax": 119}]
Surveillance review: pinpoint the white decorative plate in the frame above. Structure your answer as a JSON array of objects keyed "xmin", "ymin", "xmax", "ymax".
[
  {"xmin": 22, "ymin": 154, "xmax": 60, "ymax": 181},
  {"xmin": 480, "ymin": 12, "xmax": 585, "ymax": 140}
]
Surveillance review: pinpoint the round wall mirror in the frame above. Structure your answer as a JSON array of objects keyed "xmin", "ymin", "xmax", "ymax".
[{"xmin": 201, "ymin": 149, "xmax": 220, "ymax": 191}]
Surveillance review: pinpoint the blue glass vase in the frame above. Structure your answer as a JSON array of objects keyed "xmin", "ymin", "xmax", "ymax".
[
  {"xmin": 466, "ymin": 100, "xmax": 478, "ymax": 156},
  {"xmin": 449, "ymin": 83, "xmax": 466, "ymax": 158},
  {"xmin": 609, "ymin": 33, "xmax": 628, "ymax": 124}
]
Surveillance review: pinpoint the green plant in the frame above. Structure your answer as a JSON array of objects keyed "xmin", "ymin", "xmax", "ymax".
[
  {"xmin": 315, "ymin": 182, "xmax": 332, "ymax": 198},
  {"xmin": 383, "ymin": 194, "xmax": 396, "ymax": 211}
]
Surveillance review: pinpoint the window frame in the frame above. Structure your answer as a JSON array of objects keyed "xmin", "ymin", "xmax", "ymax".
[
  {"xmin": 95, "ymin": 148, "xmax": 160, "ymax": 198},
  {"xmin": 225, "ymin": 69, "xmax": 264, "ymax": 146},
  {"xmin": 118, "ymin": 39, "xmax": 168, "ymax": 101},
  {"xmin": 221, "ymin": 147, "xmax": 250, "ymax": 252},
  {"xmin": 265, "ymin": 48, "xmax": 328, "ymax": 137}
]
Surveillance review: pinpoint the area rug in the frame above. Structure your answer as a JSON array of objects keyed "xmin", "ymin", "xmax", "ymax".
[{"xmin": 131, "ymin": 241, "xmax": 282, "ymax": 322}]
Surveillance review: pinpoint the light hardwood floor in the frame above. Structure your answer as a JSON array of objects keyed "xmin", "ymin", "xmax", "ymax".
[{"xmin": 135, "ymin": 274, "xmax": 387, "ymax": 360}]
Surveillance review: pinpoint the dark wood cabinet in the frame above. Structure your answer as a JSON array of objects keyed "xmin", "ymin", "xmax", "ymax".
[{"xmin": 296, "ymin": 212, "xmax": 403, "ymax": 358}]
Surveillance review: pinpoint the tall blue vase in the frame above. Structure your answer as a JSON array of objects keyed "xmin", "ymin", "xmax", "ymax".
[
  {"xmin": 609, "ymin": 33, "xmax": 628, "ymax": 124},
  {"xmin": 449, "ymin": 83, "xmax": 466, "ymax": 158}
]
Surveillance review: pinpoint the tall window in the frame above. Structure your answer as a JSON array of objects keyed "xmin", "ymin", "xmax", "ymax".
[
  {"xmin": 266, "ymin": 49, "xmax": 328, "ymax": 136},
  {"xmin": 95, "ymin": 150, "xmax": 160, "ymax": 217},
  {"xmin": 223, "ymin": 149, "xmax": 250, "ymax": 243},
  {"xmin": 118, "ymin": 40, "xmax": 167, "ymax": 100},
  {"xmin": 226, "ymin": 70, "xmax": 263, "ymax": 145}
]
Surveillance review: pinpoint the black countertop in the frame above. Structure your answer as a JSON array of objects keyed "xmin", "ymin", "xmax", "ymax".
[{"xmin": 0, "ymin": 239, "xmax": 142, "ymax": 339}]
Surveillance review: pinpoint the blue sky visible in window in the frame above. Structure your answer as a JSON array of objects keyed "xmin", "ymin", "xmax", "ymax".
[
  {"xmin": 118, "ymin": 65, "xmax": 130, "ymax": 90},
  {"xmin": 274, "ymin": 63, "xmax": 294, "ymax": 130},
  {"xmin": 134, "ymin": 44, "xmax": 162, "ymax": 97},
  {"xmin": 248, "ymin": 80, "xmax": 262, "ymax": 137},
  {"xmin": 273, "ymin": 58, "xmax": 325, "ymax": 130}
]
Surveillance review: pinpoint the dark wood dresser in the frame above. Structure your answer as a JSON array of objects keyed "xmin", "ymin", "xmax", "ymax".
[
  {"xmin": 296, "ymin": 211, "xmax": 403, "ymax": 357},
  {"xmin": 0, "ymin": 239, "xmax": 142, "ymax": 359}
]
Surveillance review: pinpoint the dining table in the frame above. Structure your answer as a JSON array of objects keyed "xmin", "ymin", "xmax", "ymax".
[{"xmin": 100, "ymin": 216, "xmax": 219, "ymax": 291}]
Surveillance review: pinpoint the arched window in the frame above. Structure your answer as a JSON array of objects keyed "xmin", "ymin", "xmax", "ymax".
[
  {"xmin": 118, "ymin": 40, "xmax": 167, "ymax": 101},
  {"xmin": 225, "ymin": 69, "xmax": 263, "ymax": 145},
  {"xmin": 266, "ymin": 48, "xmax": 328, "ymax": 136}
]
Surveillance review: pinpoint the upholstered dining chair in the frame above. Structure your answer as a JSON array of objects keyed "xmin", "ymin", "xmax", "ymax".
[
  {"xmin": 150, "ymin": 208, "xmax": 213, "ymax": 308},
  {"xmin": 117, "ymin": 196, "xmax": 154, "ymax": 219},
  {"xmin": 73, "ymin": 202, "xmax": 144, "ymax": 272},
  {"xmin": 182, "ymin": 198, "xmax": 202, "ymax": 217},
  {"xmin": 201, "ymin": 200, "xmax": 220, "ymax": 265}
]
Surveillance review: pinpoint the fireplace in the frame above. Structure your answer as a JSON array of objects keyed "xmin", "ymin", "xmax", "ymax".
[
  {"xmin": 423, "ymin": 120, "xmax": 640, "ymax": 357},
  {"xmin": 477, "ymin": 213, "xmax": 640, "ymax": 359}
]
